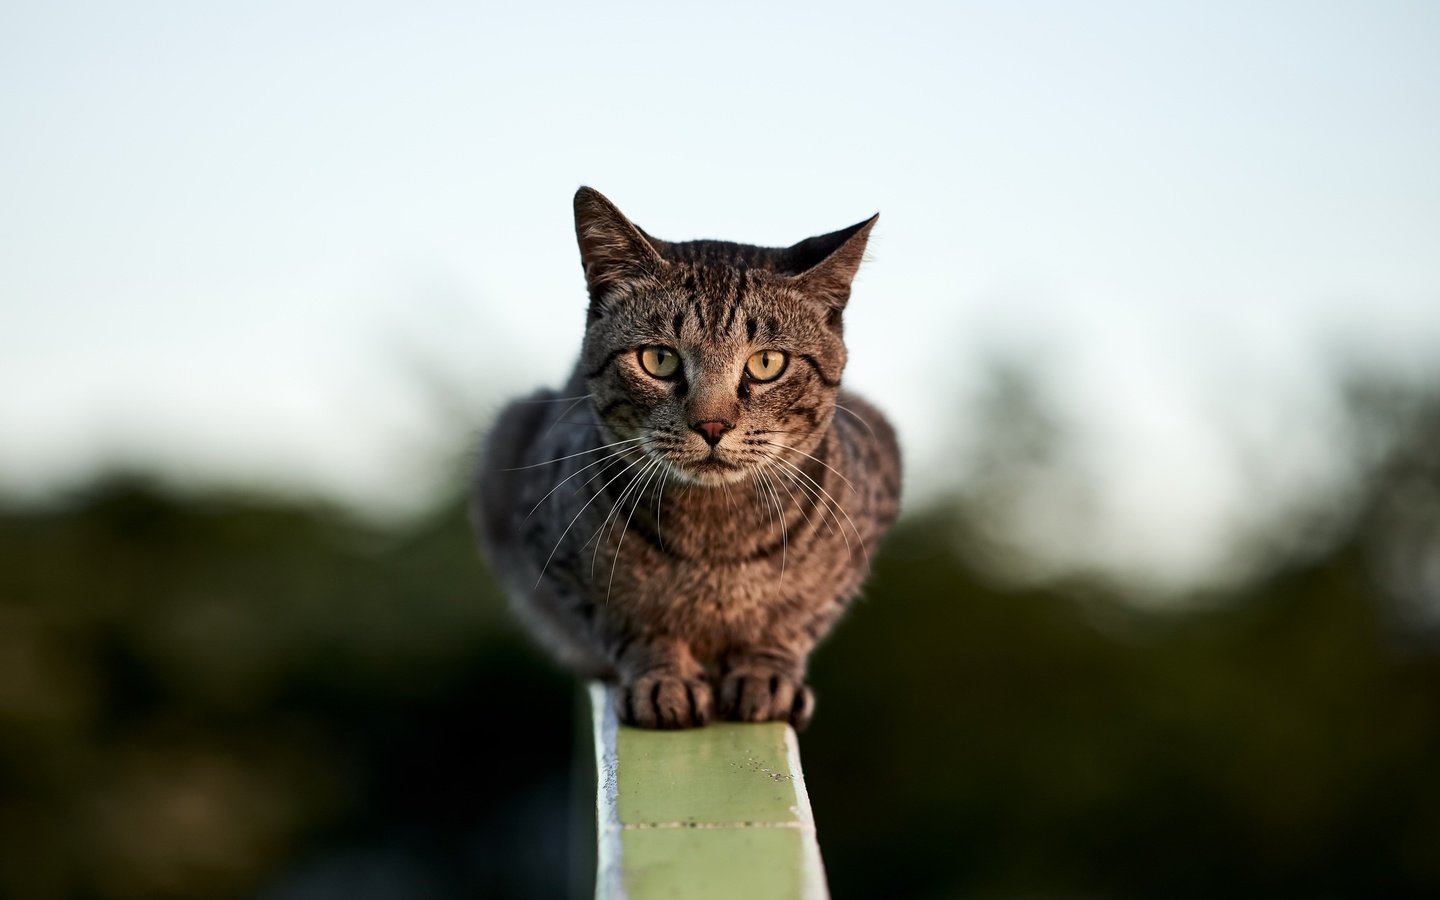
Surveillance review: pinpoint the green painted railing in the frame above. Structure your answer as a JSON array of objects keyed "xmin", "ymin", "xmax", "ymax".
[{"xmin": 587, "ymin": 683, "xmax": 829, "ymax": 899}]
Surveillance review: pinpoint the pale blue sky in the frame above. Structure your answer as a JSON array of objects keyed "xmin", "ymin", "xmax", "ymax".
[{"xmin": 3, "ymin": 1, "xmax": 1438, "ymax": 584}]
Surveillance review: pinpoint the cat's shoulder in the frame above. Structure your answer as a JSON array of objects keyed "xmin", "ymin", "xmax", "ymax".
[{"xmin": 835, "ymin": 390, "xmax": 899, "ymax": 454}]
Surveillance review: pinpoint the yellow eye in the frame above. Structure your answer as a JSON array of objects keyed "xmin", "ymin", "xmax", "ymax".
[
  {"xmin": 746, "ymin": 349, "xmax": 787, "ymax": 382},
  {"xmin": 639, "ymin": 346, "xmax": 680, "ymax": 378}
]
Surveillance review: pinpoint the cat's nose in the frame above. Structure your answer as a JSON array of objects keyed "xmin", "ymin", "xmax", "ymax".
[{"xmin": 691, "ymin": 419, "xmax": 733, "ymax": 446}]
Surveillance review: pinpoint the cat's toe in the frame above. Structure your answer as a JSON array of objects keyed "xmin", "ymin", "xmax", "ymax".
[
  {"xmin": 619, "ymin": 673, "xmax": 713, "ymax": 729},
  {"xmin": 789, "ymin": 684, "xmax": 815, "ymax": 731},
  {"xmin": 720, "ymin": 670, "xmax": 814, "ymax": 729}
]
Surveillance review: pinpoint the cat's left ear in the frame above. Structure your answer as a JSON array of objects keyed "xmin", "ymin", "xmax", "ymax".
[{"xmin": 786, "ymin": 214, "xmax": 878, "ymax": 312}]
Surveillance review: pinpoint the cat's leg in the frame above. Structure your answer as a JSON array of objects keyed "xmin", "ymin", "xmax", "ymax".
[
  {"xmin": 718, "ymin": 646, "xmax": 816, "ymax": 730},
  {"xmin": 613, "ymin": 636, "xmax": 713, "ymax": 729}
]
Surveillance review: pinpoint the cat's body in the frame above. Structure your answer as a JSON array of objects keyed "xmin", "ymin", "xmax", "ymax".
[{"xmin": 473, "ymin": 188, "xmax": 900, "ymax": 729}]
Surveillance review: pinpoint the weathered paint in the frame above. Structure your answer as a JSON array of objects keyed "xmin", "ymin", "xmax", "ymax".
[{"xmin": 590, "ymin": 683, "xmax": 828, "ymax": 900}]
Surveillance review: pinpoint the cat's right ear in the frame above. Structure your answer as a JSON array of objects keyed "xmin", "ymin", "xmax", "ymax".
[
  {"xmin": 785, "ymin": 214, "xmax": 878, "ymax": 314},
  {"xmin": 574, "ymin": 187, "xmax": 667, "ymax": 308}
]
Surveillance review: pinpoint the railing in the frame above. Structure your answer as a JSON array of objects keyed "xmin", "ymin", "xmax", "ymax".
[{"xmin": 586, "ymin": 683, "xmax": 829, "ymax": 899}]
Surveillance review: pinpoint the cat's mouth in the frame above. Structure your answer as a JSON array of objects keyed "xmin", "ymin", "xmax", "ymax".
[{"xmin": 665, "ymin": 451, "xmax": 745, "ymax": 485}]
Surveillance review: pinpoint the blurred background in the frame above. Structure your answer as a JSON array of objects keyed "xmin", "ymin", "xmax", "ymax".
[{"xmin": 3, "ymin": 2, "xmax": 1438, "ymax": 898}]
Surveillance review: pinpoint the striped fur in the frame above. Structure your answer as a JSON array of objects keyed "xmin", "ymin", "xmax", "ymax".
[{"xmin": 473, "ymin": 187, "xmax": 901, "ymax": 730}]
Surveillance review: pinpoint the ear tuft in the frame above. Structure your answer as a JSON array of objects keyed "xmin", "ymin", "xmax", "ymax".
[
  {"xmin": 787, "ymin": 213, "xmax": 878, "ymax": 311},
  {"xmin": 574, "ymin": 187, "xmax": 666, "ymax": 305}
]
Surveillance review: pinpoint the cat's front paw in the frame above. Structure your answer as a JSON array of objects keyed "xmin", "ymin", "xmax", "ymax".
[
  {"xmin": 719, "ymin": 668, "xmax": 815, "ymax": 730},
  {"xmin": 618, "ymin": 672, "xmax": 714, "ymax": 729}
]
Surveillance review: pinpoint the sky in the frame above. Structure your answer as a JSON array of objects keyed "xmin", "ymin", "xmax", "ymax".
[{"xmin": 2, "ymin": 1, "xmax": 1438, "ymax": 586}]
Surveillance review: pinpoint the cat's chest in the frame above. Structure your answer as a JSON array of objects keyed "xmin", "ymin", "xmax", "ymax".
[
  {"xmin": 615, "ymin": 547, "xmax": 813, "ymax": 646},
  {"xmin": 601, "ymin": 495, "xmax": 857, "ymax": 627}
]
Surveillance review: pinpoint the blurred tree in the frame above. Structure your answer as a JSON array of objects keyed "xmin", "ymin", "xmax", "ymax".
[{"xmin": 0, "ymin": 480, "xmax": 571, "ymax": 900}]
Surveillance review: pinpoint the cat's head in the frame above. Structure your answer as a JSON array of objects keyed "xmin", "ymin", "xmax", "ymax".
[{"xmin": 574, "ymin": 187, "xmax": 876, "ymax": 485}]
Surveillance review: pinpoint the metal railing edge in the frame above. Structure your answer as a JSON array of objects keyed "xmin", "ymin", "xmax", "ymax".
[{"xmin": 588, "ymin": 681, "xmax": 828, "ymax": 899}]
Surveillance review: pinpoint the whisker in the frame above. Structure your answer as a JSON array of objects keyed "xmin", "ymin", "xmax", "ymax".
[
  {"xmin": 502, "ymin": 436, "xmax": 644, "ymax": 471},
  {"xmin": 755, "ymin": 439, "xmax": 859, "ymax": 496},
  {"xmin": 607, "ymin": 457, "xmax": 666, "ymax": 604},
  {"xmin": 589, "ymin": 456, "xmax": 661, "ymax": 576},
  {"xmin": 770, "ymin": 455, "xmax": 867, "ymax": 565},
  {"xmin": 535, "ymin": 451, "xmax": 650, "ymax": 588},
  {"xmin": 653, "ymin": 464, "xmax": 668, "ymax": 552},
  {"xmin": 578, "ymin": 448, "xmax": 645, "ymax": 492},
  {"xmin": 765, "ymin": 459, "xmax": 823, "ymax": 541},
  {"xmin": 835, "ymin": 403, "xmax": 878, "ymax": 439},
  {"xmin": 541, "ymin": 396, "xmax": 591, "ymax": 439},
  {"xmin": 517, "ymin": 393, "xmax": 590, "ymax": 404},
  {"xmin": 776, "ymin": 467, "xmax": 849, "ymax": 563},
  {"xmin": 610, "ymin": 456, "xmax": 662, "ymax": 545},
  {"xmin": 525, "ymin": 445, "xmax": 644, "ymax": 521},
  {"xmin": 756, "ymin": 467, "xmax": 787, "ymax": 582},
  {"xmin": 771, "ymin": 460, "xmax": 843, "ymax": 545},
  {"xmin": 751, "ymin": 469, "xmax": 777, "ymax": 539}
]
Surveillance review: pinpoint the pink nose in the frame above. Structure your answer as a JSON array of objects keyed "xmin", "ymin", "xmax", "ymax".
[{"xmin": 692, "ymin": 419, "xmax": 733, "ymax": 446}]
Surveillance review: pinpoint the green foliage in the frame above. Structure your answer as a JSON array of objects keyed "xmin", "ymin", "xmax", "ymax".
[
  {"xmin": 0, "ymin": 479, "xmax": 572, "ymax": 899},
  {"xmin": 807, "ymin": 507, "xmax": 1440, "ymax": 898}
]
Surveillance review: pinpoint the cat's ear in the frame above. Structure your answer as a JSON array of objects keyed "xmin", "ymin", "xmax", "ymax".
[
  {"xmin": 574, "ymin": 187, "xmax": 668, "ymax": 305},
  {"xmin": 786, "ymin": 214, "xmax": 878, "ymax": 311}
]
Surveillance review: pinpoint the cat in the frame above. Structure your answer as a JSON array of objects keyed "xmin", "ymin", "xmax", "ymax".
[{"xmin": 472, "ymin": 187, "xmax": 901, "ymax": 730}]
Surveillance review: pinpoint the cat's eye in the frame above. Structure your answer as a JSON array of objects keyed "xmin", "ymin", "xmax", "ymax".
[
  {"xmin": 745, "ymin": 349, "xmax": 787, "ymax": 382},
  {"xmin": 639, "ymin": 346, "xmax": 681, "ymax": 379}
]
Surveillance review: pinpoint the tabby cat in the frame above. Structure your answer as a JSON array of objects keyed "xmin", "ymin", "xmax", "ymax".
[{"xmin": 472, "ymin": 187, "xmax": 901, "ymax": 729}]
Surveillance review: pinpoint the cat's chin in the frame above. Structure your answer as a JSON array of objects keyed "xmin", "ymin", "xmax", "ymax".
[{"xmin": 669, "ymin": 457, "xmax": 750, "ymax": 487}]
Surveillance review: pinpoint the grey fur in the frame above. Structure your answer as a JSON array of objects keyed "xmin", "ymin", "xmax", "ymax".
[{"xmin": 472, "ymin": 187, "xmax": 901, "ymax": 729}]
